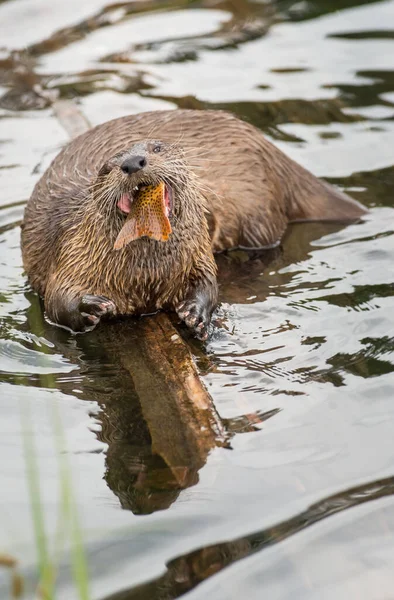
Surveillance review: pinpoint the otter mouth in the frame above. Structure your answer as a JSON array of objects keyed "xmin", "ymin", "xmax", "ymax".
[
  {"xmin": 117, "ymin": 182, "xmax": 173, "ymax": 218},
  {"xmin": 114, "ymin": 182, "xmax": 173, "ymax": 250}
]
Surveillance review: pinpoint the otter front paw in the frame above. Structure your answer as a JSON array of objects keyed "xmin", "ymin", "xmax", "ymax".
[
  {"xmin": 75, "ymin": 295, "xmax": 116, "ymax": 331},
  {"xmin": 176, "ymin": 297, "xmax": 212, "ymax": 341}
]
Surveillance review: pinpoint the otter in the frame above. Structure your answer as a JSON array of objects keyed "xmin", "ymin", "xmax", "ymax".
[{"xmin": 21, "ymin": 109, "xmax": 366, "ymax": 339}]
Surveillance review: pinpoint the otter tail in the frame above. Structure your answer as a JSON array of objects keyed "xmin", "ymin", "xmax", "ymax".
[{"xmin": 279, "ymin": 154, "xmax": 367, "ymax": 223}]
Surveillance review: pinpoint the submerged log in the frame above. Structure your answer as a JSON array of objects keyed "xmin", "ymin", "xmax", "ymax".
[
  {"xmin": 115, "ymin": 314, "xmax": 228, "ymax": 472},
  {"xmin": 53, "ymin": 99, "xmax": 91, "ymax": 139}
]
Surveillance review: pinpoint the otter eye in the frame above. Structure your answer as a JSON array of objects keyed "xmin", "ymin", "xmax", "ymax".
[
  {"xmin": 153, "ymin": 144, "xmax": 162, "ymax": 153},
  {"xmin": 98, "ymin": 164, "xmax": 112, "ymax": 177}
]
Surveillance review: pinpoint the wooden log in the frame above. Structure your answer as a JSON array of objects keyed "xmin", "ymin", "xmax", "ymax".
[{"xmin": 53, "ymin": 99, "xmax": 91, "ymax": 139}]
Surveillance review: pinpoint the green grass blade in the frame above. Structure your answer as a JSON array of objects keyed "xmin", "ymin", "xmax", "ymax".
[
  {"xmin": 51, "ymin": 400, "xmax": 90, "ymax": 600},
  {"xmin": 20, "ymin": 399, "xmax": 55, "ymax": 599}
]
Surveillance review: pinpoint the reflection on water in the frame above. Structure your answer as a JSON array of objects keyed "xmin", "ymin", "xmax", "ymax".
[
  {"xmin": 102, "ymin": 475, "xmax": 394, "ymax": 600},
  {"xmin": 0, "ymin": 0, "xmax": 394, "ymax": 598}
]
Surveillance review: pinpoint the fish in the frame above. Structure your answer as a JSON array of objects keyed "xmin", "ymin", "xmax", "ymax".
[{"xmin": 114, "ymin": 181, "xmax": 172, "ymax": 250}]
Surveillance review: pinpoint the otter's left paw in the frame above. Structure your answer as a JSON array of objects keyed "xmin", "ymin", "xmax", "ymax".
[
  {"xmin": 176, "ymin": 298, "xmax": 211, "ymax": 341},
  {"xmin": 78, "ymin": 295, "xmax": 116, "ymax": 329}
]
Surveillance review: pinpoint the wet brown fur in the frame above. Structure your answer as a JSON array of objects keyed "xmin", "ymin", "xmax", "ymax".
[{"xmin": 21, "ymin": 109, "xmax": 366, "ymax": 326}]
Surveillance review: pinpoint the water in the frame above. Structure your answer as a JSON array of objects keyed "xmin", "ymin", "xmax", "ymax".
[{"xmin": 1, "ymin": 0, "xmax": 394, "ymax": 598}]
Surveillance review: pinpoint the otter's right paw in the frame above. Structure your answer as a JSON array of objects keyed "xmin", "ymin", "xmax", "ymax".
[{"xmin": 75, "ymin": 295, "xmax": 116, "ymax": 331}]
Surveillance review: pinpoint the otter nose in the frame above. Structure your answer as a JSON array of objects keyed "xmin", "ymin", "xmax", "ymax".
[{"xmin": 121, "ymin": 155, "xmax": 147, "ymax": 175}]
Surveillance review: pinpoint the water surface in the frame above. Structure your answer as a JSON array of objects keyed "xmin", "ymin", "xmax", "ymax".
[{"xmin": 0, "ymin": 0, "xmax": 394, "ymax": 598}]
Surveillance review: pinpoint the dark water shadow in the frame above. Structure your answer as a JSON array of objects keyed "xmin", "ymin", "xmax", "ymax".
[
  {"xmin": 216, "ymin": 220, "xmax": 351, "ymax": 305},
  {"xmin": 278, "ymin": 0, "xmax": 385, "ymax": 22},
  {"xmin": 328, "ymin": 165, "xmax": 394, "ymax": 209}
]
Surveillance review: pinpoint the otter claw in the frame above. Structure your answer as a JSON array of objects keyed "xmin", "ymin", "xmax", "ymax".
[
  {"xmin": 74, "ymin": 294, "xmax": 116, "ymax": 331},
  {"xmin": 175, "ymin": 298, "xmax": 210, "ymax": 341},
  {"xmin": 81, "ymin": 313, "xmax": 100, "ymax": 326},
  {"xmin": 79, "ymin": 295, "xmax": 116, "ymax": 317},
  {"xmin": 185, "ymin": 315, "xmax": 197, "ymax": 327}
]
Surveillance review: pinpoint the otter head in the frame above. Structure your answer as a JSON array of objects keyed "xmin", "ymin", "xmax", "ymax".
[{"xmin": 93, "ymin": 140, "xmax": 201, "ymax": 249}]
